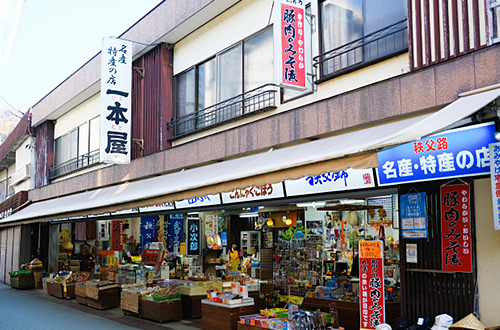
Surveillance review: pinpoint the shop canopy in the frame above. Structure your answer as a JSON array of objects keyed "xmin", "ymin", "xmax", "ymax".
[{"xmin": 2, "ymin": 86, "xmax": 500, "ymax": 225}]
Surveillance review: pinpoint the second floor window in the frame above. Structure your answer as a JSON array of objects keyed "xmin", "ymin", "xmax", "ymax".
[
  {"xmin": 52, "ymin": 116, "xmax": 100, "ymax": 178},
  {"xmin": 318, "ymin": 0, "xmax": 407, "ymax": 79},
  {"xmin": 175, "ymin": 28, "xmax": 274, "ymax": 136}
]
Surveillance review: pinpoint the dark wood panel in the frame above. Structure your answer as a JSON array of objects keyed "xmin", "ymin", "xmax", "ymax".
[{"xmin": 202, "ymin": 303, "xmax": 255, "ymax": 330}]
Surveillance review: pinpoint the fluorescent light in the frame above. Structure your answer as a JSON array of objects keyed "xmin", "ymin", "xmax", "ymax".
[
  {"xmin": 296, "ymin": 201, "xmax": 326, "ymax": 208},
  {"xmin": 239, "ymin": 212, "xmax": 259, "ymax": 218}
]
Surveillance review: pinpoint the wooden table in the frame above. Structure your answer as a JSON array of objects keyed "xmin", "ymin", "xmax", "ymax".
[
  {"xmin": 304, "ymin": 297, "xmax": 400, "ymax": 330},
  {"xmin": 202, "ymin": 299, "xmax": 255, "ymax": 330}
]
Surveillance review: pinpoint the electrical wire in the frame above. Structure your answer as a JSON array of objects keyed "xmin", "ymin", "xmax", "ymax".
[{"xmin": 0, "ymin": 93, "xmax": 29, "ymax": 122}]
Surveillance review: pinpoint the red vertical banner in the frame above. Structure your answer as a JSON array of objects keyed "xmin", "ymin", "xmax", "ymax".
[
  {"xmin": 111, "ymin": 220, "xmax": 123, "ymax": 251},
  {"xmin": 274, "ymin": 0, "xmax": 306, "ymax": 89},
  {"xmin": 359, "ymin": 241, "xmax": 385, "ymax": 330},
  {"xmin": 441, "ymin": 184, "xmax": 472, "ymax": 272}
]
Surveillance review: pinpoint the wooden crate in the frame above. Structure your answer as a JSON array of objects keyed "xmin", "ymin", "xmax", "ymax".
[
  {"xmin": 10, "ymin": 272, "xmax": 34, "ymax": 289},
  {"xmin": 202, "ymin": 302, "xmax": 255, "ymax": 330},
  {"xmin": 139, "ymin": 299, "xmax": 182, "ymax": 323},
  {"xmin": 76, "ymin": 295, "xmax": 88, "ymax": 305},
  {"xmin": 121, "ymin": 291, "xmax": 141, "ymax": 314},
  {"xmin": 181, "ymin": 294, "xmax": 205, "ymax": 318},
  {"xmin": 75, "ymin": 282, "xmax": 86, "ymax": 297},
  {"xmin": 46, "ymin": 282, "xmax": 76, "ymax": 299},
  {"xmin": 86, "ymin": 287, "xmax": 121, "ymax": 310}
]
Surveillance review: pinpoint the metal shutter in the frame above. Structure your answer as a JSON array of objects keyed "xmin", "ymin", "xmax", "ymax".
[
  {"xmin": 5, "ymin": 227, "xmax": 14, "ymax": 285},
  {"xmin": 11, "ymin": 226, "xmax": 21, "ymax": 272},
  {"xmin": 0, "ymin": 229, "xmax": 7, "ymax": 283}
]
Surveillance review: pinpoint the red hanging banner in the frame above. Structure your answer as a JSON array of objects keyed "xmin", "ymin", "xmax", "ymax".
[
  {"xmin": 440, "ymin": 183, "xmax": 472, "ymax": 273},
  {"xmin": 274, "ymin": 0, "xmax": 306, "ymax": 89},
  {"xmin": 111, "ymin": 220, "xmax": 123, "ymax": 251},
  {"xmin": 359, "ymin": 240, "xmax": 385, "ymax": 330}
]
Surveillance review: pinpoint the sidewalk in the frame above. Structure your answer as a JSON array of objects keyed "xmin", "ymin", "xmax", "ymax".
[{"xmin": 0, "ymin": 282, "xmax": 202, "ymax": 330}]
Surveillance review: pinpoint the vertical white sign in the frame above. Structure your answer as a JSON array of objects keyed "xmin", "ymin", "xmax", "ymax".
[
  {"xmin": 489, "ymin": 142, "xmax": 500, "ymax": 230},
  {"xmin": 100, "ymin": 37, "xmax": 132, "ymax": 164},
  {"xmin": 274, "ymin": 0, "xmax": 307, "ymax": 89}
]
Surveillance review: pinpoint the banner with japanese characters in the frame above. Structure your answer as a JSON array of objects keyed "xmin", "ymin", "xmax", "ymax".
[
  {"xmin": 169, "ymin": 214, "xmax": 184, "ymax": 253},
  {"xmin": 100, "ymin": 36, "xmax": 132, "ymax": 164},
  {"xmin": 140, "ymin": 216, "xmax": 156, "ymax": 252},
  {"xmin": 187, "ymin": 218, "xmax": 200, "ymax": 256},
  {"xmin": 377, "ymin": 122, "xmax": 496, "ymax": 186},
  {"xmin": 489, "ymin": 142, "xmax": 500, "ymax": 230},
  {"xmin": 359, "ymin": 240, "xmax": 385, "ymax": 330},
  {"xmin": 441, "ymin": 183, "xmax": 472, "ymax": 273},
  {"xmin": 111, "ymin": 220, "xmax": 123, "ymax": 251},
  {"xmin": 274, "ymin": 0, "xmax": 306, "ymax": 89}
]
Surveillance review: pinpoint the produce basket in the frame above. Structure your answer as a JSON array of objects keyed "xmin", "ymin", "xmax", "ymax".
[
  {"xmin": 10, "ymin": 271, "xmax": 34, "ymax": 289},
  {"xmin": 152, "ymin": 293, "xmax": 181, "ymax": 302},
  {"xmin": 121, "ymin": 291, "xmax": 141, "ymax": 314},
  {"xmin": 75, "ymin": 282, "xmax": 86, "ymax": 297}
]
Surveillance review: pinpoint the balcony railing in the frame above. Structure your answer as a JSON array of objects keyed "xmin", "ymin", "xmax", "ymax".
[
  {"xmin": 168, "ymin": 83, "xmax": 278, "ymax": 140},
  {"xmin": 49, "ymin": 149, "xmax": 100, "ymax": 180},
  {"xmin": 314, "ymin": 19, "xmax": 408, "ymax": 82}
]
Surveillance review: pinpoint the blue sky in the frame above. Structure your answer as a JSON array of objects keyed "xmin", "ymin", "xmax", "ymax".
[{"xmin": 0, "ymin": 0, "xmax": 163, "ymax": 116}]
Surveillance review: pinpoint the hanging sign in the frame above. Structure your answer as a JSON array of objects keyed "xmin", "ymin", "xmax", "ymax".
[
  {"xmin": 111, "ymin": 220, "xmax": 123, "ymax": 251},
  {"xmin": 169, "ymin": 214, "xmax": 184, "ymax": 253},
  {"xmin": 285, "ymin": 168, "xmax": 375, "ymax": 196},
  {"xmin": 489, "ymin": 142, "xmax": 500, "ymax": 230},
  {"xmin": 359, "ymin": 240, "xmax": 385, "ymax": 330},
  {"xmin": 274, "ymin": 0, "xmax": 307, "ymax": 89},
  {"xmin": 140, "ymin": 216, "xmax": 156, "ymax": 251},
  {"xmin": 221, "ymin": 183, "xmax": 284, "ymax": 204},
  {"xmin": 400, "ymin": 192, "xmax": 428, "ymax": 239},
  {"xmin": 377, "ymin": 122, "xmax": 496, "ymax": 186},
  {"xmin": 97, "ymin": 220, "xmax": 109, "ymax": 241},
  {"xmin": 441, "ymin": 183, "xmax": 472, "ymax": 273},
  {"xmin": 187, "ymin": 218, "xmax": 200, "ymax": 255},
  {"xmin": 100, "ymin": 36, "xmax": 132, "ymax": 164}
]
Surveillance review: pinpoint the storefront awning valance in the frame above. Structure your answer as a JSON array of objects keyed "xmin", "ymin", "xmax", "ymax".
[{"xmin": 2, "ymin": 86, "xmax": 500, "ymax": 225}]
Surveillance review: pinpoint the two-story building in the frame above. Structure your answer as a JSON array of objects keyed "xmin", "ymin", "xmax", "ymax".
[{"xmin": 1, "ymin": 0, "xmax": 500, "ymax": 326}]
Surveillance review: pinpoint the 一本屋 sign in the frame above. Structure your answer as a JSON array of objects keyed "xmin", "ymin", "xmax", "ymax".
[
  {"xmin": 100, "ymin": 36, "xmax": 132, "ymax": 164},
  {"xmin": 274, "ymin": 0, "xmax": 307, "ymax": 89},
  {"xmin": 359, "ymin": 240, "xmax": 385, "ymax": 329},
  {"xmin": 377, "ymin": 122, "xmax": 496, "ymax": 186},
  {"xmin": 441, "ymin": 183, "xmax": 472, "ymax": 273}
]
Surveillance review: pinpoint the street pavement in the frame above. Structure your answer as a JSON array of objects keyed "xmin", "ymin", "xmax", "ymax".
[{"xmin": 0, "ymin": 282, "xmax": 201, "ymax": 330}]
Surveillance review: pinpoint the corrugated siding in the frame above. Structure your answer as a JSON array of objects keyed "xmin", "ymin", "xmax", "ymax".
[
  {"xmin": 131, "ymin": 43, "xmax": 174, "ymax": 159},
  {"xmin": 409, "ymin": 0, "xmax": 487, "ymax": 70},
  {"xmin": 35, "ymin": 121, "xmax": 54, "ymax": 188}
]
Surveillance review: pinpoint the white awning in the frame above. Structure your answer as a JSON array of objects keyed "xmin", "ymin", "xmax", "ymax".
[{"xmin": 3, "ymin": 86, "xmax": 500, "ymax": 224}]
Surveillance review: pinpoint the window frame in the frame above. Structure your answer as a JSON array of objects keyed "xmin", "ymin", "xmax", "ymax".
[{"xmin": 174, "ymin": 26, "xmax": 274, "ymax": 125}]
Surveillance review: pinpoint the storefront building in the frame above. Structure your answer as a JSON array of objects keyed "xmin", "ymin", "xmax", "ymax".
[{"xmin": 1, "ymin": 0, "xmax": 500, "ymax": 328}]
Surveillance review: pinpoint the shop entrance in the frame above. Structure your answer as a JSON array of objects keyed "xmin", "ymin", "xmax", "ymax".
[{"xmin": 399, "ymin": 179, "xmax": 477, "ymax": 321}]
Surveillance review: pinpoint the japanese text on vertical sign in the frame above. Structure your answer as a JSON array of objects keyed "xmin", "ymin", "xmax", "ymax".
[
  {"xmin": 187, "ymin": 219, "xmax": 200, "ymax": 255},
  {"xmin": 275, "ymin": 0, "xmax": 306, "ymax": 89},
  {"xmin": 100, "ymin": 37, "xmax": 132, "ymax": 164},
  {"xmin": 359, "ymin": 240, "xmax": 385, "ymax": 330},
  {"xmin": 441, "ymin": 184, "xmax": 472, "ymax": 273},
  {"xmin": 489, "ymin": 142, "xmax": 500, "ymax": 230}
]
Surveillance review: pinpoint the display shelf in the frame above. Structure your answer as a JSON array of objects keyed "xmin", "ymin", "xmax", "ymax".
[{"xmin": 202, "ymin": 299, "xmax": 255, "ymax": 330}]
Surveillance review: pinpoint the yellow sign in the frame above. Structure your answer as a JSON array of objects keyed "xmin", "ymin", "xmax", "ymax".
[
  {"xmin": 180, "ymin": 242, "xmax": 186, "ymax": 255},
  {"xmin": 359, "ymin": 240, "xmax": 382, "ymax": 259}
]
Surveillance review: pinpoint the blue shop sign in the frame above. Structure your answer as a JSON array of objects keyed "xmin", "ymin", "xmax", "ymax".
[
  {"xmin": 376, "ymin": 122, "xmax": 496, "ymax": 186},
  {"xmin": 169, "ymin": 214, "xmax": 184, "ymax": 253}
]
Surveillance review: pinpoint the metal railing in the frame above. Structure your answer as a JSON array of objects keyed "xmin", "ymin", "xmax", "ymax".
[
  {"xmin": 314, "ymin": 19, "xmax": 408, "ymax": 81},
  {"xmin": 168, "ymin": 83, "xmax": 278, "ymax": 140},
  {"xmin": 49, "ymin": 149, "xmax": 100, "ymax": 180}
]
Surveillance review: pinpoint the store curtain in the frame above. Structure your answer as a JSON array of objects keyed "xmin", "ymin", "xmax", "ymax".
[{"xmin": 47, "ymin": 224, "xmax": 59, "ymax": 273}]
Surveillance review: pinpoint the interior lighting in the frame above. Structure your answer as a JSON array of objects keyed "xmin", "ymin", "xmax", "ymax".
[
  {"xmin": 296, "ymin": 201, "xmax": 326, "ymax": 208},
  {"xmin": 239, "ymin": 212, "xmax": 259, "ymax": 218}
]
